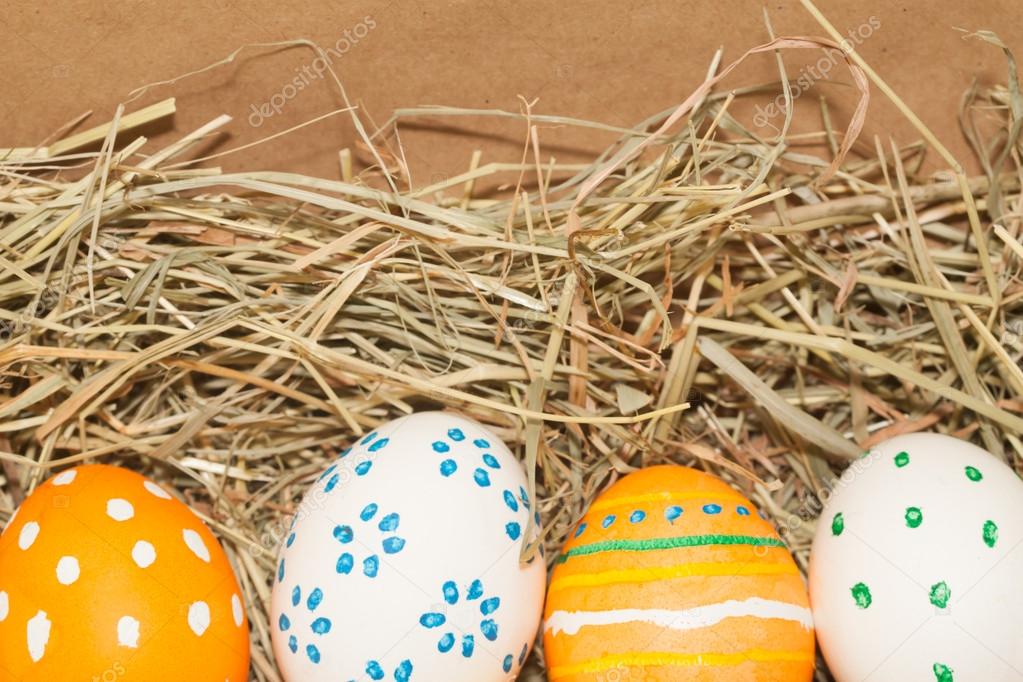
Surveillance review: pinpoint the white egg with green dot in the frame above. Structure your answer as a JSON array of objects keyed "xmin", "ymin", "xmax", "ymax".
[
  {"xmin": 270, "ymin": 411, "xmax": 545, "ymax": 682},
  {"xmin": 810, "ymin": 433, "xmax": 1023, "ymax": 681}
]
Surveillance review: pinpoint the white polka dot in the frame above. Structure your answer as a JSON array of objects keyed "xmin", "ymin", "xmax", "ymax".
[
  {"xmin": 117, "ymin": 615, "xmax": 140, "ymax": 648},
  {"xmin": 27, "ymin": 610, "xmax": 51, "ymax": 662},
  {"xmin": 143, "ymin": 481, "xmax": 171, "ymax": 500},
  {"xmin": 182, "ymin": 529, "xmax": 210, "ymax": 563},
  {"xmin": 18, "ymin": 522, "xmax": 39, "ymax": 550},
  {"xmin": 56, "ymin": 556, "xmax": 80, "ymax": 585},
  {"xmin": 106, "ymin": 499, "xmax": 134, "ymax": 521},
  {"xmin": 0, "ymin": 591, "xmax": 8, "ymax": 622},
  {"xmin": 131, "ymin": 541, "xmax": 156, "ymax": 568},
  {"xmin": 52, "ymin": 470, "xmax": 77, "ymax": 486},
  {"xmin": 231, "ymin": 594, "xmax": 243, "ymax": 627},
  {"xmin": 187, "ymin": 601, "xmax": 210, "ymax": 636}
]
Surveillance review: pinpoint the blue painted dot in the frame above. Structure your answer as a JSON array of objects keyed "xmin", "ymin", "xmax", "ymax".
[
  {"xmin": 285, "ymin": 532, "xmax": 295, "ymax": 548},
  {"xmin": 519, "ymin": 643, "xmax": 528, "ymax": 664},
  {"xmin": 503, "ymin": 654, "xmax": 514, "ymax": 673},
  {"xmin": 443, "ymin": 581, "xmax": 459, "ymax": 604},
  {"xmin": 465, "ymin": 581, "xmax": 482, "ymax": 601},
  {"xmin": 665, "ymin": 505, "xmax": 683, "ymax": 522},
  {"xmin": 480, "ymin": 618, "xmax": 499, "ymax": 641},
  {"xmin": 360, "ymin": 503, "xmax": 378, "ymax": 521},
  {"xmin": 355, "ymin": 461, "xmax": 372, "ymax": 476},
  {"xmin": 310, "ymin": 617, "xmax": 331, "ymax": 635},
  {"xmin": 363, "ymin": 555, "xmax": 379, "ymax": 578},
  {"xmin": 506, "ymin": 522, "xmax": 522, "ymax": 540},
  {"xmin": 307, "ymin": 587, "xmax": 323, "ymax": 611},
  {"xmin": 291, "ymin": 586, "xmax": 301, "ymax": 607},
  {"xmin": 535, "ymin": 510, "xmax": 542, "ymax": 525},
  {"xmin": 474, "ymin": 468, "xmax": 491, "ymax": 487},
  {"xmin": 473, "ymin": 438, "xmax": 490, "ymax": 448},
  {"xmin": 703, "ymin": 503, "xmax": 722, "ymax": 515},
  {"xmin": 306, "ymin": 644, "xmax": 320, "ymax": 664},
  {"xmin": 630, "ymin": 510, "xmax": 646, "ymax": 523},
  {"xmin": 461, "ymin": 634, "xmax": 475, "ymax": 658},
  {"xmin": 519, "ymin": 486, "xmax": 531, "ymax": 508},
  {"xmin": 602, "ymin": 514, "xmax": 616, "ymax": 528},
  {"xmin": 367, "ymin": 437, "xmax": 389, "ymax": 452},
  {"xmin": 440, "ymin": 459, "xmax": 458, "ymax": 476},
  {"xmin": 360, "ymin": 431, "xmax": 377, "ymax": 445},
  {"xmin": 382, "ymin": 536, "xmax": 406, "ymax": 554},
  {"xmin": 324, "ymin": 473, "xmax": 340, "ymax": 492},
  {"xmin": 481, "ymin": 596, "xmax": 501, "ymax": 615},
  {"xmin": 432, "ymin": 441, "xmax": 450, "ymax": 453},
  {"xmin": 737, "ymin": 505, "xmax": 750, "ymax": 516},
  {"xmin": 448, "ymin": 428, "xmax": 465, "ymax": 441},
  {"xmin": 378, "ymin": 513, "xmax": 400, "ymax": 532},
  {"xmin": 438, "ymin": 633, "xmax": 455, "ymax": 652},
  {"xmin": 482, "ymin": 454, "xmax": 501, "ymax": 469},
  {"xmin": 333, "ymin": 525, "xmax": 353, "ymax": 544},
  {"xmin": 336, "ymin": 553, "xmax": 354, "ymax": 574},
  {"xmin": 318, "ymin": 464, "xmax": 337, "ymax": 481},
  {"xmin": 277, "ymin": 559, "xmax": 285, "ymax": 582},
  {"xmin": 278, "ymin": 614, "xmax": 291, "ymax": 631},
  {"xmin": 574, "ymin": 522, "xmax": 587, "ymax": 538},
  {"xmin": 420, "ymin": 612, "xmax": 447, "ymax": 628},
  {"xmin": 503, "ymin": 490, "xmax": 519, "ymax": 512},
  {"xmin": 366, "ymin": 660, "xmax": 384, "ymax": 680},
  {"xmin": 394, "ymin": 660, "xmax": 413, "ymax": 682},
  {"xmin": 287, "ymin": 635, "xmax": 297, "ymax": 653}
]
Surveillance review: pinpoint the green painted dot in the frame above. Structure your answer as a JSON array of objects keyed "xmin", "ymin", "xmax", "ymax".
[
  {"xmin": 831, "ymin": 512, "xmax": 845, "ymax": 536},
  {"xmin": 965, "ymin": 466, "xmax": 983, "ymax": 482},
  {"xmin": 905, "ymin": 506, "xmax": 923, "ymax": 529},
  {"xmin": 894, "ymin": 451, "xmax": 910, "ymax": 467},
  {"xmin": 851, "ymin": 582, "xmax": 872, "ymax": 609},
  {"xmin": 983, "ymin": 520, "xmax": 999, "ymax": 548},
  {"xmin": 929, "ymin": 581, "xmax": 951, "ymax": 608},
  {"xmin": 933, "ymin": 662, "xmax": 954, "ymax": 682}
]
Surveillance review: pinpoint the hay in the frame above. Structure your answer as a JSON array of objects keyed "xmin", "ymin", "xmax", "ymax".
[{"xmin": 1, "ymin": 2, "xmax": 1021, "ymax": 679}]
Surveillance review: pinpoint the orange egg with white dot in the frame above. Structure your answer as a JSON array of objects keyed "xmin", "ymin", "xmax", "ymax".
[
  {"xmin": 544, "ymin": 465, "xmax": 814, "ymax": 681},
  {"xmin": 0, "ymin": 464, "xmax": 250, "ymax": 680}
]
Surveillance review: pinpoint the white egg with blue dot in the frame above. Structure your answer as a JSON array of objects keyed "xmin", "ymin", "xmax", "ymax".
[
  {"xmin": 271, "ymin": 411, "xmax": 546, "ymax": 682},
  {"xmin": 810, "ymin": 432, "xmax": 1023, "ymax": 681}
]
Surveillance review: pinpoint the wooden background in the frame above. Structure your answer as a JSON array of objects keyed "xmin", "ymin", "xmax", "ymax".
[{"xmin": 3, "ymin": 0, "xmax": 1021, "ymax": 183}]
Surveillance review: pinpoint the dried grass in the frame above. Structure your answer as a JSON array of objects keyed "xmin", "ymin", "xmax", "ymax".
[{"xmin": 1, "ymin": 2, "xmax": 1021, "ymax": 679}]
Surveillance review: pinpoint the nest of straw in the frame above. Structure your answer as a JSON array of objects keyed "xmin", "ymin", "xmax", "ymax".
[{"xmin": 1, "ymin": 9, "xmax": 1022, "ymax": 681}]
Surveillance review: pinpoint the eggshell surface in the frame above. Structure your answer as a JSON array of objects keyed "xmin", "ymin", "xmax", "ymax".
[
  {"xmin": 270, "ymin": 411, "xmax": 545, "ymax": 681},
  {"xmin": 544, "ymin": 465, "xmax": 814, "ymax": 682},
  {"xmin": 810, "ymin": 433, "xmax": 1023, "ymax": 681},
  {"xmin": 0, "ymin": 464, "xmax": 250, "ymax": 681}
]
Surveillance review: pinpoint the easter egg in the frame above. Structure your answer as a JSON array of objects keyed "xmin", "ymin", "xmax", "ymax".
[
  {"xmin": 544, "ymin": 465, "xmax": 814, "ymax": 681},
  {"xmin": 810, "ymin": 432, "xmax": 1023, "ymax": 680},
  {"xmin": 0, "ymin": 464, "xmax": 250, "ymax": 681},
  {"xmin": 270, "ymin": 411, "xmax": 545, "ymax": 681}
]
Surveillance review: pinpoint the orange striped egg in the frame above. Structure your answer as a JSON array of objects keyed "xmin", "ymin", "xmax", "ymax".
[{"xmin": 543, "ymin": 465, "xmax": 814, "ymax": 681}]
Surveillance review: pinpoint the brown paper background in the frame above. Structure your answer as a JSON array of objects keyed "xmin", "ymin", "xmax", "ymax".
[{"xmin": 3, "ymin": 1, "xmax": 1021, "ymax": 184}]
